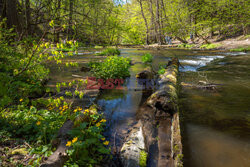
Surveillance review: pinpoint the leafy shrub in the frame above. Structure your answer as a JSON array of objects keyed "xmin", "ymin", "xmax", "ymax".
[
  {"xmin": 142, "ymin": 53, "xmax": 153, "ymax": 63},
  {"xmin": 95, "ymin": 48, "xmax": 121, "ymax": 56},
  {"xmin": 89, "ymin": 56, "xmax": 131, "ymax": 79}
]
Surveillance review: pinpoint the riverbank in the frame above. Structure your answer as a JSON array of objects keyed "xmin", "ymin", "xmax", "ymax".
[{"xmin": 118, "ymin": 35, "xmax": 250, "ymax": 51}]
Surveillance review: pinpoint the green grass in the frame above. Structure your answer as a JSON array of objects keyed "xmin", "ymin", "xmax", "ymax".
[
  {"xmin": 230, "ymin": 46, "xmax": 250, "ymax": 52},
  {"xmin": 200, "ymin": 43, "xmax": 221, "ymax": 49}
]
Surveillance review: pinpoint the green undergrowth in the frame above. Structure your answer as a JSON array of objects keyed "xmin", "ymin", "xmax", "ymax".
[
  {"xmin": 0, "ymin": 22, "xmax": 110, "ymax": 166},
  {"xmin": 95, "ymin": 48, "xmax": 121, "ymax": 56},
  {"xmin": 230, "ymin": 46, "xmax": 250, "ymax": 52}
]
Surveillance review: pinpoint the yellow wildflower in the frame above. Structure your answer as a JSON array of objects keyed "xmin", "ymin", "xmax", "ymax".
[
  {"xmin": 72, "ymin": 137, "xmax": 78, "ymax": 143},
  {"xmin": 96, "ymin": 122, "xmax": 101, "ymax": 127},
  {"xmin": 103, "ymin": 141, "xmax": 109, "ymax": 145},
  {"xmin": 101, "ymin": 138, "xmax": 105, "ymax": 141},
  {"xmin": 84, "ymin": 109, "xmax": 90, "ymax": 114},
  {"xmin": 59, "ymin": 107, "xmax": 62, "ymax": 110},
  {"xmin": 66, "ymin": 141, "xmax": 72, "ymax": 147},
  {"xmin": 19, "ymin": 99, "xmax": 23, "ymax": 102},
  {"xmin": 36, "ymin": 121, "xmax": 41, "ymax": 126},
  {"xmin": 100, "ymin": 119, "xmax": 106, "ymax": 123},
  {"xmin": 73, "ymin": 109, "xmax": 78, "ymax": 113}
]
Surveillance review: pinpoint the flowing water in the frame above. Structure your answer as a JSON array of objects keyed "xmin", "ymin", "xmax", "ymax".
[{"xmin": 48, "ymin": 48, "xmax": 250, "ymax": 167}]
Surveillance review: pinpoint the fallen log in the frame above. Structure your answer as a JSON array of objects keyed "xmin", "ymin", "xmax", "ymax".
[{"xmin": 137, "ymin": 58, "xmax": 183, "ymax": 167}]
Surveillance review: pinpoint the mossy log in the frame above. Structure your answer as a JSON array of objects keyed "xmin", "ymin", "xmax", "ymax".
[{"xmin": 137, "ymin": 57, "xmax": 183, "ymax": 167}]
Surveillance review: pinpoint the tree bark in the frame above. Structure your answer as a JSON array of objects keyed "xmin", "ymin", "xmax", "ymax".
[
  {"xmin": 148, "ymin": 0, "xmax": 157, "ymax": 43},
  {"xmin": 2, "ymin": 0, "xmax": 23, "ymax": 34},
  {"xmin": 25, "ymin": 0, "xmax": 31, "ymax": 36},
  {"xmin": 68, "ymin": 0, "xmax": 74, "ymax": 40},
  {"xmin": 155, "ymin": 0, "xmax": 162, "ymax": 45},
  {"xmin": 56, "ymin": 0, "xmax": 61, "ymax": 42},
  {"xmin": 137, "ymin": 0, "xmax": 149, "ymax": 45}
]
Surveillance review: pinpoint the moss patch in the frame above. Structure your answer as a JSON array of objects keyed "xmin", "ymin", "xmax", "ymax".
[{"xmin": 139, "ymin": 150, "xmax": 148, "ymax": 167}]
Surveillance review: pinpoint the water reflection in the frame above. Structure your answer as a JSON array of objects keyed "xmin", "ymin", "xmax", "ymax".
[{"xmin": 185, "ymin": 124, "xmax": 250, "ymax": 167}]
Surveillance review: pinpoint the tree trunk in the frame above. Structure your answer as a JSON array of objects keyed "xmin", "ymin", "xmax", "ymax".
[
  {"xmin": 56, "ymin": 0, "xmax": 61, "ymax": 42},
  {"xmin": 25, "ymin": 0, "xmax": 31, "ymax": 36},
  {"xmin": 155, "ymin": 0, "xmax": 162, "ymax": 45},
  {"xmin": 2, "ymin": 0, "xmax": 23, "ymax": 34},
  {"xmin": 137, "ymin": 0, "xmax": 149, "ymax": 45},
  {"xmin": 68, "ymin": 0, "xmax": 73, "ymax": 40},
  {"xmin": 175, "ymin": 36, "xmax": 188, "ymax": 43},
  {"xmin": 148, "ymin": 0, "xmax": 157, "ymax": 43}
]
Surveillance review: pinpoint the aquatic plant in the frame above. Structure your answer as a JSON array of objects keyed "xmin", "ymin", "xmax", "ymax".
[
  {"xmin": 142, "ymin": 53, "xmax": 153, "ymax": 63},
  {"xmin": 89, "ymin": 55, "xmax": 131, "ymax": 79}
]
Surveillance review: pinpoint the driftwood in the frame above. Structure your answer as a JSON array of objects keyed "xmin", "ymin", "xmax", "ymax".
[{"xmin": 181, "ymin": 81, "xmax": 222, "ymax": 91}]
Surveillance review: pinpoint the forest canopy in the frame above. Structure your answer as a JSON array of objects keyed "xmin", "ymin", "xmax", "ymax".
[{"xmin": 0, "ymin": 0, "xmax": 249, "ymax": 45}]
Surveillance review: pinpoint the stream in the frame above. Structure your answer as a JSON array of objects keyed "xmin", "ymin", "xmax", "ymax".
[{"xmin": 48, "ymin": 48, "xmax": 250, "ymax": 167}]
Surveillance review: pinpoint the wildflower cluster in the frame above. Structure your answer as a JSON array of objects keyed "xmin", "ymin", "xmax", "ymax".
[
  {"xmin": 66, "ymin": 137, "xmax": 78, "ymax": 147},
  {"xmin": 73, "ymin": 107, "xmax": 83, "ymax": 113},
  {"xmin": 66, "ymin": 106, "xmax": 110, "ymax": 166}
]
